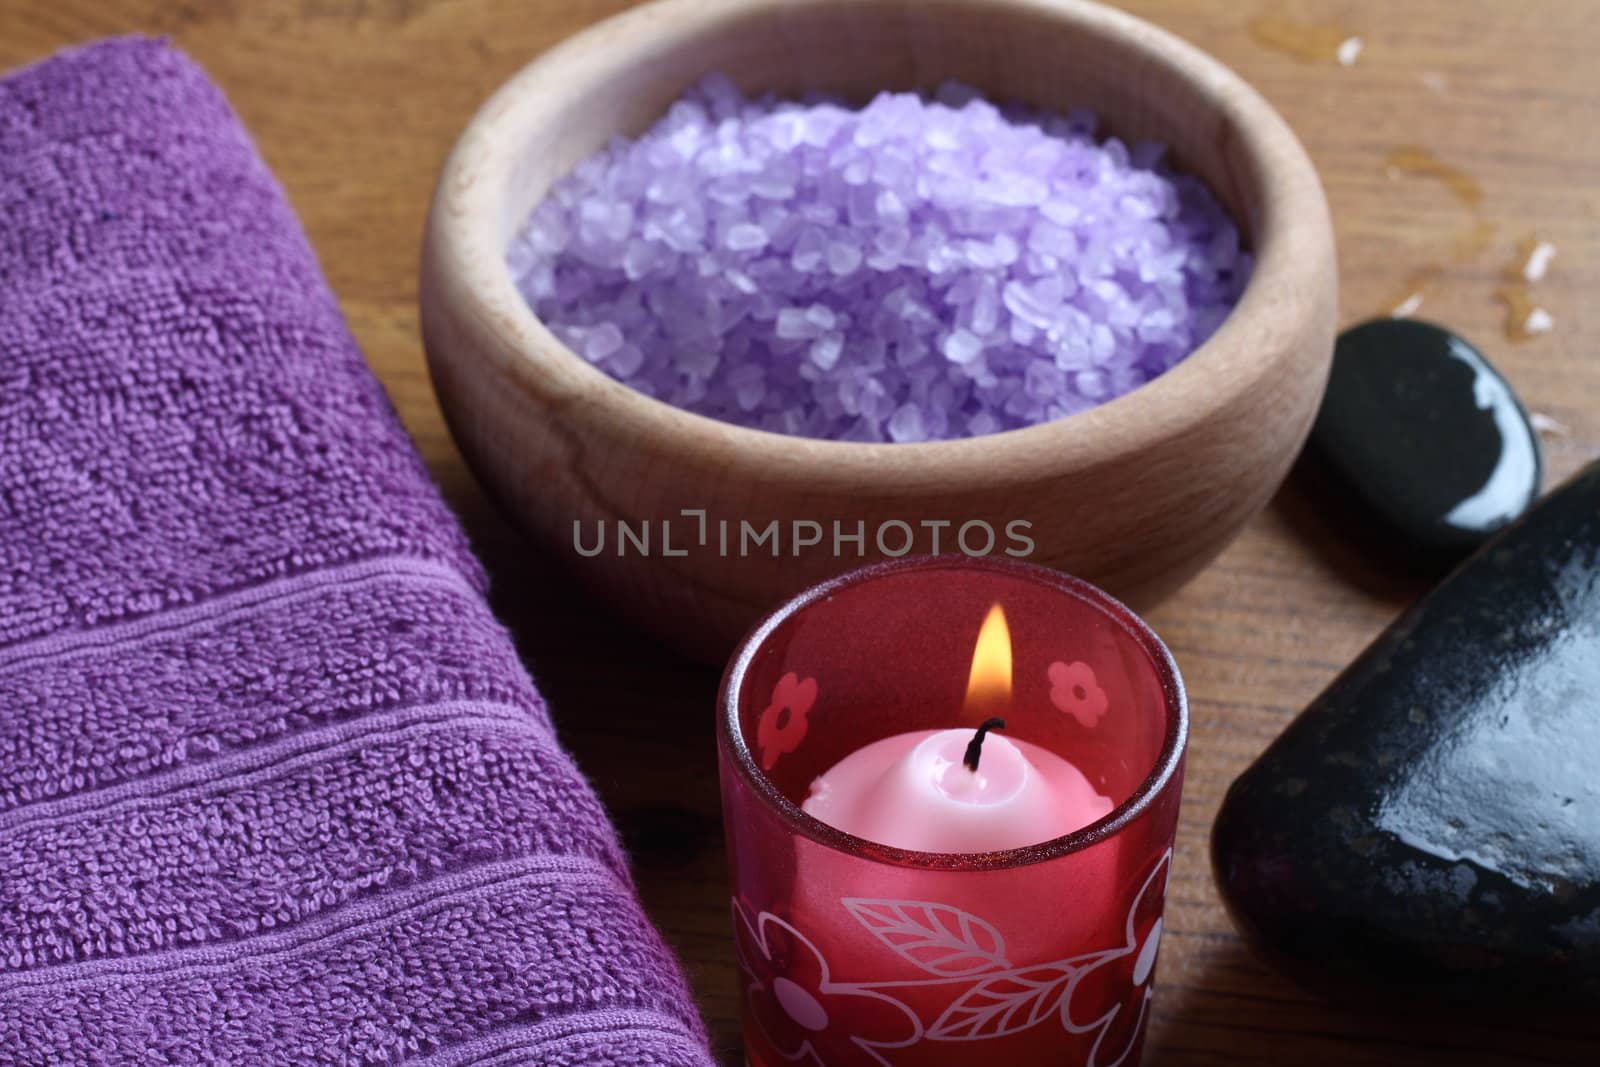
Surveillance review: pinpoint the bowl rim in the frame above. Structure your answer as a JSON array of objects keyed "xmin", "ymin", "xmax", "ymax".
[
  {"xmin": 425, "ymin": 0, "xmax": 1332, "ymax": 492},
  {"xmin": 715, "ymin": 554, "xmax": 1190, "ymax": 871}
]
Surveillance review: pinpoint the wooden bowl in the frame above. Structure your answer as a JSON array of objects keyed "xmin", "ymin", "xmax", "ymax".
[{"xmin": 421, "ymin": 0, "xmax": 1337, "ymax": 662}]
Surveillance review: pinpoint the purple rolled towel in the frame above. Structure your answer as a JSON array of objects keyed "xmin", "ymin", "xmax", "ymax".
[{"xmin": 0, "ymin": 37, "xmax": 715, "ymax": 1066}]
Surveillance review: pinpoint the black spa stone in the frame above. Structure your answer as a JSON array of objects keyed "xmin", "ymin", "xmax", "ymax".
[
  {"xmin": 1309, "ymin": 319, "xmax": 1541, "ymax": 559},
  {"xmin": 1212, "ymin": 460, "xmax": 1600, "ymax": 1007}
]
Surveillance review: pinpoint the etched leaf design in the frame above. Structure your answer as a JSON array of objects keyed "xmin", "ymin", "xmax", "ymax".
[
  {"xmin": 842, "ymin": 899, "xmax": 1009, "ymax": 976},
  {"xmin": 927, "ymin": 964, "xmax": 1078, "ymax": 1040}
]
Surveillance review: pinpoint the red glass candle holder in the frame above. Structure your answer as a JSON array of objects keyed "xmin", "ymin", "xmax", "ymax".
[{"xmin": 718, "ymin": 556, "xmax": 1188, "ymax": 1067}]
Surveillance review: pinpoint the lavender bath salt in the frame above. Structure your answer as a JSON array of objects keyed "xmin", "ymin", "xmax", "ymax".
[{"xmin": 509, "ymin": 76, "xmax": 1251, "ymax": 442}]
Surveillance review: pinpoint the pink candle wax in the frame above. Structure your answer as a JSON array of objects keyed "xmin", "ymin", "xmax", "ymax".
[{"xmin": 803, "ymin": 726, "xmax": 1113, "ymax": 852}]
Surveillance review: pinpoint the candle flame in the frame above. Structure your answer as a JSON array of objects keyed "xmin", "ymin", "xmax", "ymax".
[{"xmin": 963, "ymin": 604, "xmax": 1012, "ymax": 718}]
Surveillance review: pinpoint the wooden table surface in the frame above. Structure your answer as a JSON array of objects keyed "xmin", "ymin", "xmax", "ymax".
[{"xmin": 5, "ymin": 1, "xmax": 1598, "ymax": 1063}]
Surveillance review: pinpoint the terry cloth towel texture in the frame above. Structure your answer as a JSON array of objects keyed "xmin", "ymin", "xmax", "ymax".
[{"xmin": 0, "ymin": 37, "xmax": 715, "ymax": 1066}]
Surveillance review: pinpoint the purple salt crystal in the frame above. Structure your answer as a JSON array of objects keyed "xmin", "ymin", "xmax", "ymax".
[
  {"xmin": 792, "ymin": 227, "xmax": 827, "ymax": 272},
  {"xmin": 806, "ymin": 305, "xmax": 837, "ymax": 332},
  {"xmin": 887, "ymin": 403, "xmax": 927, "ymax": 443},
  {"xmin": 724, "ymin": 222, "xmax": 769, "ymax": 251},
  {"xmin": 841, "ymin": 415, "xmax": 883, "ymax": 442},
  {"xmin": 1076, "ymin": 369, "xmax": 1109, "ymax": 398},
  {"xmin": 809, "ymin": 334, "xmax": 845, "ymax": 371},
  {"xmin": 510, "ymin": 74, "xmax": 1250, "ymax": 441},
  {"xmin": 826, "ymin": 241, "xmax": 863, "ymax": 275},
  {"xmin": 775, "ymin": 308, "xmax": 812, "ymax": 340},
  {"xmin": 583, "ymin": 322, "xmax": 625, "ymax": 362},
  {"xmin": 968, "ymin": 410, "xmax": 1000, "ymax": 436},
  {"xmin": 1024, "ymin": 359, "xmax": 1065, "ymax": 401},
  {"xmin": 942, "ymin": 329, "xmax": 984, "ymax": 365},
  {"xmin": 970, "ymin": 280, "xmax": 1000, "ymax": 335},
  {"xmin": 858, "ymin": 377, "xmax": 895, "ymax": 422},
  {"xmin": 610, "ymin": 344, "xmax": 646, "ymax": 377}
]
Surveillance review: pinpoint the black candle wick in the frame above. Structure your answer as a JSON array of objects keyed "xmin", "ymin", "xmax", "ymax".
[{"xmin": 962, "ymin": 717, "xmax": 1007, "ymax": 772}]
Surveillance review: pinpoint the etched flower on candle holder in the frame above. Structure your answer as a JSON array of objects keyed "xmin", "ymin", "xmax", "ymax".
[{"xmin": 718, "ymin": 557, "xmax": 1188, "ymax": 1066}]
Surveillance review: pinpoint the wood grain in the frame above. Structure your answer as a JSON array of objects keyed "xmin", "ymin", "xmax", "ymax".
[
  {"xmin": 418, "ymin": 0, "xmax": 1338, "ymax": 661},
  {"xmin": 4, "ymin": 1, "xmax": 1598, "ymax": 1063}
]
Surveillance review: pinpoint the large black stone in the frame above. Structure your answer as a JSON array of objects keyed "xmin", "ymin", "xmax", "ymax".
[
  {"xmin": 1213, "ymin": 460, "xmax": 1600, "ymax": 1007},
  {"xmin": 1309, "ymin": 319, "xmax": 1541, "ymax": 561}
]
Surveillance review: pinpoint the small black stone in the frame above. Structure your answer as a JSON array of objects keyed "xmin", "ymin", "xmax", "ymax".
[
  {"xmin": 1213, "ymin": 460, "xmax": 1600, "ymax": 1007},
  {"xmin": 1309, "ymin": 319, "xmax": 1541, "ymax": 560}
]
